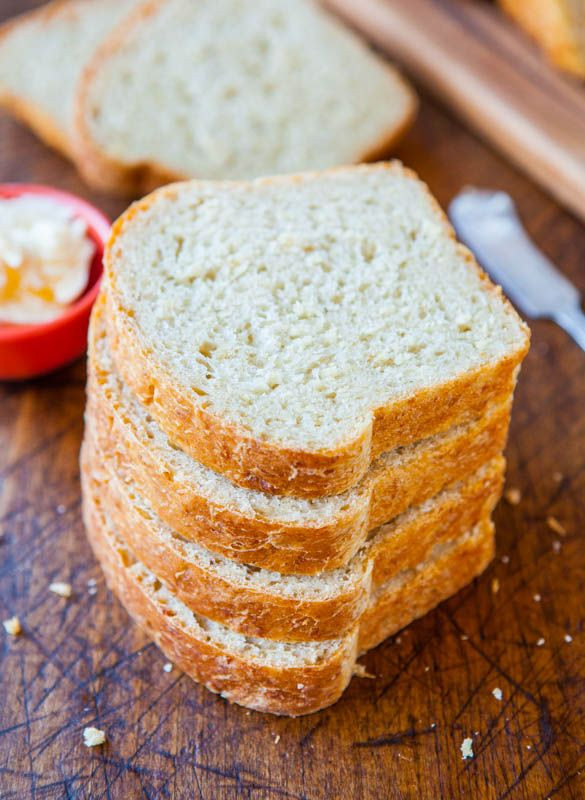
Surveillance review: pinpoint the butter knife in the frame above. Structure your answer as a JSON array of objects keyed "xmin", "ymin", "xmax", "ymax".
[{"xmin": 449, "ymin": 189, "xmax": 585, "ymax": 352}]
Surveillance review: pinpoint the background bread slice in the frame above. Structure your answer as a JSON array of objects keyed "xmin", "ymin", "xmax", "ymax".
[
  {"xmin": 83, "ymin": 475, "xmax": 494, "ymax": 715},
  {"xmin": 104, "ymin": 164, "xmax": 529, "ymax": 497},
  {"xmin": 0, "ymin": 0, "xmax": 140, "ymax": 157},
  {"xmin": 499, "ymin": 0, "xmax": 585, "ymax": 77},
  {"xmin": 88, "ymin": 299, "xmax": 511, "ymax": 573},
  {"xmin": 73, "ymin": 0, "xmax": 416, "ymax": 194},
  {"xmin": 82, "ymin": 435, "xmax": 503, "ymax": 641}
]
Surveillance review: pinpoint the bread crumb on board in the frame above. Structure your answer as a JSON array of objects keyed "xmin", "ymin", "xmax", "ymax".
[
  {"xmin": 492, "ymin": 687, "xmax": 503, "ymax": 701},
  {"xmin": 273, "ymin": 734, "xmax": 281, "ymax": 744},
  {"xmin": 505, "ymin": 488, "xmax": 522, "ymax": 505},
  {"xmin": 460, "ymin": 737, "xmax": 474, "ymax": 759},
  {"xmin": 49, "ymin": 581, "xmax": 72, "ymax": 598},
  {"xmin": 3, "ymin": 616, "xmax": 21, "ymax": 636},
  {"xmin": 565, "ymin": 634, "xmax": 573, "ymax": 643},
  {"xmin": 537, "ymin": 637, "xmax": 546, "ymax": 647},
  {"xmin": 552, "ymin": 540, "xmax": 562, "ymax": 554},
  {"xmin": 83, "ymin": 727, "xmax": 106, "ymax": 747},
  {"xmin": 352, "ymin": 663, "xmax": 376, "ymax": 679},
  {"xmin": 491, "ymin": 578, "xmax": 500, "ymax": 594},
  {"xmin": 547, "ymin": 516, "xmax": 567, "ymax": 536},
  {"xmin": 533, "ymin": 593, "xmax": 542, "ymax": 602}
]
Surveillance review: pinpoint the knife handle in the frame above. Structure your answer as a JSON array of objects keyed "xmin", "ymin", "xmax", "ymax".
[{"xmin": 553, "ymin": 306, "xmax": 585, "ymax": 352}]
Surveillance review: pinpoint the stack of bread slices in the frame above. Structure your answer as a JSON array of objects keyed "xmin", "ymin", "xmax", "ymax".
[{"xmin": 81, "ymin": 163, "xmax": 530, "ymax": 716}]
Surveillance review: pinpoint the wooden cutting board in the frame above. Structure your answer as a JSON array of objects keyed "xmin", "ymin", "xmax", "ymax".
[
  {"xmin": 1, "ymin": 1, "xmax": 585, "ymax": 798},
  {"xmin": 327, "ymin": 0, "xmax": 585, "ymax": 224}
]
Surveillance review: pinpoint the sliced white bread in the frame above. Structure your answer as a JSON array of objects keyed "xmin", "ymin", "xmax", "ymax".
[
  {"xmin": 82, "ymin": 468, "xmax": 495, "ymax": 716},
  {"xmin": 73, "ymin": 0, "xmax": 416, "ymax": 194},
  {"xmin": 0, "ymin": 0, "xmax": 140, "ymax": 156},
  {"xmin": 82, "ymin": 433, "xmax": 503, "ymax": 641},
  {"xmin": 104, "ymin": 164, "xmax": 529, "ymax": 497},
  {"xmin": 88, "ymin": 298, "xmax": 511, "ymax": 574}
]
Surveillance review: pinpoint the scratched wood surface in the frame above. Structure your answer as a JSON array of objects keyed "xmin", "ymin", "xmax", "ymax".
[{"xmin": 1, "ymin": 2, "xmax": 585, "ymax": 798}]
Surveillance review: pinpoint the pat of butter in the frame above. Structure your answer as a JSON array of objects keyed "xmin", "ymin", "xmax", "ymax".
[{"xmin": 0, "ymin": 195, "xmax": 96, "ymax": 325}]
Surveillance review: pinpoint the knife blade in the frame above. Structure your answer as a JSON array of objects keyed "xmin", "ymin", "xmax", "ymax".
[{"xmin": 449, "ymin": 188, "xmax": 585, "ymax": 352}]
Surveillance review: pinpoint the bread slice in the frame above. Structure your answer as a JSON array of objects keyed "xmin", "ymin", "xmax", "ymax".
[
  {"xmin": 82, "ymin": 427, "xmax": 503, "ymax": 641},
  {"xmin": 0, "ymin": 0, "xmax": 140, "ymax": 157},
  {"xmin": 499, "ymin": 0, "xmax": 585, "ymax": 77},
  {"xmin": 87, "ymin": 298, "xmax": 511, "ymax": 574},
  {"xmin": 72, "ymin": 0, "xmax": 416, "ymax": 194},
  {"xmin": 103, "ymin": 164, "xmax": 529, "ymax": 498},
  {"xmin": 82, "ymin": 472, "xmax": 495, "ymax": 715}
]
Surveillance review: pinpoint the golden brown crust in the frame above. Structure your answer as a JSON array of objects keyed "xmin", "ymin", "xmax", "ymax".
[
  {"xmin": 83, "ymin": 447, "xmax": 368, "ymax": 643},
  {"xmin": 102, "ymin": 164, "xmax": 529, "ymax": 498},
  {"xmin": 499, "ymin": 0, "xmax": 585, "ymax": 77},
  {"xmin": 81, "ymin": 432, "xmax": 504, "ymax": 641},
  {"xmin": 72, "ymin": 0, "xmax": 416, "ymax": 195},
  {"xmin": 359, "ymin": 518, "xmax": 495, "ymax": 652},
  {"xmin": 368, "ymin": 458, "xmax": 503, "ymax": 588},
  {"xmin": 82, "ymin": 475, "xmax": 494, "ymax": 715},
  {"xmin": 87, "ymin": 296, "xmax": 511, "ymax": 574}
]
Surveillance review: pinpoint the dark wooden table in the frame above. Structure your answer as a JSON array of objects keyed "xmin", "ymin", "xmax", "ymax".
[{"xmin": 1, "ymin": 3, "xmax": 585, "ymax": 798}]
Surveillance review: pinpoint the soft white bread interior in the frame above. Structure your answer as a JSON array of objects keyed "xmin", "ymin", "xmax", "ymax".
[{"xmin": 104, "ymin": 164, "xmax": 529, "ymax": 496}]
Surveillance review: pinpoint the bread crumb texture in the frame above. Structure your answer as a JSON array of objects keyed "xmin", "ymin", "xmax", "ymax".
[
  {"xmin": 504, "ymin": 487, "xmax": 521, "ymax": 505},
  {"xmin": 3, "ymin": 616, "xmax": 21, "ymax": 636},
  {"xmin": 83, "ymin": 727, "xmax": 106, "ymax": 747},
  {"xmin": 49, "ymin": 581, "xmax": 72, "ymax": 598},
  {"xmin": 352, "ymin": 662, "xmax": 376, "ymax": 679},
  {"xmin": 460, "ymin": 737, "xmax": 474, "ymax": 759},
  {"xmin": 546, "ymin": 516, "xmax": 566, "ymax": 536}
]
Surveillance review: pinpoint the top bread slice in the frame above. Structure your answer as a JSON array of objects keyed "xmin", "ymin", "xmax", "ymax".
[
  {"xmin": 104, "ymin": 164, "xmax": 529, "ymax": 498},
  {"xmin": 0, "ymin": 0, "xmax": 140, "ymax": 157},
  {"xmin": 73, "ymin": 0, "xmax": 416, "ymax": 194},
  {"xmin": 499, "ymin": 0, "xmax": 585, "ymax": 77}
]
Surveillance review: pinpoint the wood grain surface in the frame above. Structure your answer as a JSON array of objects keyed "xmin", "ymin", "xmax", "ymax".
[
  {"xmin": 1, "ymin": 2, "xmax": 585, "ymax": 798},
  {"xmin": 327, "ymin": 0, "xmax": 585, "ymax": 225}
]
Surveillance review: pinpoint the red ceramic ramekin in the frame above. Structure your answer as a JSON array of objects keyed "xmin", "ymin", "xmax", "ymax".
[{"xmin": 0, "ymin": 184, "xmax": 110, "ymax": 380}]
